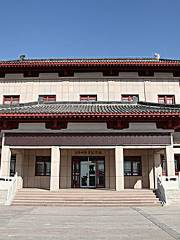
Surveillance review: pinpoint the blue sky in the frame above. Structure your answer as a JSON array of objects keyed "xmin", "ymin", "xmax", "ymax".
[{"xmin": 0, "ymin": 0, "xmax": 179, "ymax": 60}]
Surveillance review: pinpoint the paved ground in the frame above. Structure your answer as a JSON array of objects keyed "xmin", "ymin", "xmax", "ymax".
[{"xmin": 0, "ymin": 206, "xmax": 180, "ymax": 240}]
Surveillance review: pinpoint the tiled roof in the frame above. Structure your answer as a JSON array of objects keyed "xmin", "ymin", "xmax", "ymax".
[
  {"xmin": 0, "ymin": 57, "xmax": 180, "ymax": 68},
  {"xmin": 0, "ymin": 101, "xmax": 179, "ymax": 117}
]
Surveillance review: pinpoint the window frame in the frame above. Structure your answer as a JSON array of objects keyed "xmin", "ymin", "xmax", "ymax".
[
  {"xmin": 158, "ymin": 95, "xmax": 175, "ymax": 104},
  {"xmin": 38, "ymin": 95, "xmax": 56, "ymax": 103},
  {"xmin": 124, "ymin": 156, "xmax": 142, "ymax": 176},
  {"xmin": 121, "ymin": 94, "xmax": 139, "ymax": 102},
  {"xmin": 35, "ymin": 156, "xmax": 51, "ymax": 176},
  {"xmin": 80, "ymin": 94, "xmax": 97, "ymax": 102},
  {"xmin": 3, "ymin": 95, "xmax": 20, "ymax": 105}
]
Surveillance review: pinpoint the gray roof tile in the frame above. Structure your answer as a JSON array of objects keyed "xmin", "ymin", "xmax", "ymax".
[{"xmin": 0, "ymin": 101, "xmax": 179, "ymax": 116}]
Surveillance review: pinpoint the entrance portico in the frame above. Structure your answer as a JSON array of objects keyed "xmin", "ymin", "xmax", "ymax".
[{"xmin": 0, "ymin": 143, "xmax": 177, "ymax": 192}]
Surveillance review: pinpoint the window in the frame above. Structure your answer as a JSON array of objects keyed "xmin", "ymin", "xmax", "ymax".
[
  {"xmin": 10, "ymin": 155, "xmax": 16, "ymax": 177},
  {"xmin": 0, "ymin": 73, "xmax": 5, "ymax": 78},
  {"xmin": 174, "ymin": 155, "xmax": 180, "ymax": 175},
  {"xmin": 3, "ymin": 95, "xmax": 20, "ymax": 105},
  {"xmin": 124, "ymin": 157, "xmax": 142, "ymax": 176},
  {"xmin": 80, "ymin": 95, "xmax": 97, "ymax": 102},
  {"xmin": 161, "ymin": 154, "xmax": 167, "ymax": 176},
  {"xmin": 35, "ymin": 156, "xmax": 51, "ymax": 176},
  {"xmin": 38, "ymin": 95, "xmax": 56, "ymax": 103},
  {"xmin": 121, "ymin": 95, "xmax": 139, "ymax": 102},
  {"xmin": 138, "ymin": 70, "xmax": 154, "ymax": 76},
  {"xmin": 158, "ymin": 95, "xmax": 175, "ymax": 104},
  {"xmin": 24, "ymin": 71, "xmax": 39, "ymax": 77}
]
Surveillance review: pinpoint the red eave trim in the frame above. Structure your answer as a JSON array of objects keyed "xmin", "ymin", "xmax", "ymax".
[
  {"xmin": 0, "ymin": 112, "xmax": 179, "ymax": 118},
  {"xmin": 0, "ymin": 61, "xmax": 180, "ymax": 68}
]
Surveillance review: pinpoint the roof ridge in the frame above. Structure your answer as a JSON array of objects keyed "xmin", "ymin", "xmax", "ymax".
[{"xmin": 0, "ymin": 57, "xmax": 180, "ymax": 63}]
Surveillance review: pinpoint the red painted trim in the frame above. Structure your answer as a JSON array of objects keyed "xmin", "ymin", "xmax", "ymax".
[
  {"xmin": 0, "ymin": 113, "xmax": 179, "ymax": 118},
  {"xmin": 0, "ymin": 61, "xmax": 180, "ymax": 69}
]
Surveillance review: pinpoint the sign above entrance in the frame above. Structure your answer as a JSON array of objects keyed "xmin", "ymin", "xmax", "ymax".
[{"xmin": 74, "ymin": 150, "xmax": 103, "ymax": 155}]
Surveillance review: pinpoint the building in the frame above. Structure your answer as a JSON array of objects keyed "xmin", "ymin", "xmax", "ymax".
[{"xmin": 0, "ymin": 56, "xmax": 179, "ymax": 193}]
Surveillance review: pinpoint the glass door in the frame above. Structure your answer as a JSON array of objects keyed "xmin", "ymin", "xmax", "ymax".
[
  {"xmin": 72, "ymin": 156, "xmax": 105, "ymax": 188},
  {"xmin": 80, "ymin": 161, "xmax": 89, "ymax": 187},
  {"xmin": 80, "ymin": 160, "xmax": 96, "ymax": 188}
]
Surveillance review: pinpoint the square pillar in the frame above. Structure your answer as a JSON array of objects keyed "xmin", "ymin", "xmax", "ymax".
[
  {"xmin": 0, "ymin": 145, "xmax": 11, "ymax": 177},
  {"xmin": 15, "ymin": 151, "xmax": 24, "ymax": 189},
  {"xmin": 115, "ymin": 146, "xmax": 124, "ymax": 191},
  {"xmin": 16, "ymin": 151, "xmax": 24, "ymax": 177},
  {"xmin": 50, "ymin": 146, "xmax": 60, "ymax": 191},
  {"xmin": 148, "ymin": 151, "xmax": 155, "ymax": 189},
  {"xmin": 154, "ymin": 151, "xmax": 162, "ymax": 189},
  {"xmin": 166, "ymin": 145, "xmax": 175, "ymax": 176}
]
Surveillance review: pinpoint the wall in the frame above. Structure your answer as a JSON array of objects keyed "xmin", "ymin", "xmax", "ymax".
[
  {"xmin": 0, "ymin": 72, "xmax": 179, "ymax": 103},
  {"xmin": 22, "ymin": 149, "xmax": 51, "ymax": 189}
]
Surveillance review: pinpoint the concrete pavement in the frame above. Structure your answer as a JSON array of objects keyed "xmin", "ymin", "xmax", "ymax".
[{"xmin": 0, "ymin": 206, "xmax": 180, "ymax": 240}]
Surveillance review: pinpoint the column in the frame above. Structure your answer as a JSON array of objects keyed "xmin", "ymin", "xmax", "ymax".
[
  {"xmin": 154, "ymin": 151, "xmax": 162, "ymax": 189},
  {"xmin": 50, "ymin": 146, "xmax": 60, "ymax": 191},
  {"xmin": 16, "ymin": 151, "xmax": 24, "ymax": 177},
  {"xmin": 16, "ymin": 150, "xmax": 24, "ymax": 189},
  {"xmin": 0, "ymin": 145, "xmax": 11, "ymax": 177},
  {"xmin": 148, "ymin": 150, "xmax": 155, "ymax": 189},
  {"xmin": 166, "ymin": 145, "xmax": 175, "ymax": 176},
  {"xmin": 115, "ymin": 146, "xmax": 124, "ymax": 191}
]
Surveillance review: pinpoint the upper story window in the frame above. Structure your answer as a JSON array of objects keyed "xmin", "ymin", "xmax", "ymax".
[
  {"xmin": 138, "ymin": 70, "xmax": 154, "ymax": 76},
  {"xmin": 158, "ymin": 95, "xmax": 175, "ymax": 104},
  {"xmin": 0, "ymin": 73, "xmax": 5, "ymax": 78},
  {"xmin": 24, "ymin": 71, "xmax": 39, "ymax": 78},
  {"xmin": 38, "ymin": 95, "xmax": 56, "ymax": 103},
  {"xmin": 121, "ymin": 94, "xmax": 139, "ymax": 102},
  {"xmin": 3, "ymin": 95, "xmax": 20, "ymax": 105},
  {"xmin": 80, "ymin": 95, "xmax": 97, "ymax": 102}
]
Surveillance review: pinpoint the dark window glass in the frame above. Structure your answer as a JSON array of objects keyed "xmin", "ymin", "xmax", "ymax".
[
  {"xmin": 35, "ymin": 156, "xmax": 51, "ymax": 176},
  {"xmin": 138, "ymin": 71, "xmax": 154, "ymax": 76},
  {"xmin": 161, "ymin": 154, "xmax": 167, "ymax": 176},
  {"xmin": 24, "ymin": 72, "xmax": 39, "ymax": 77},
  {"xmin": 0, "ymin": 73, "xmax": 5, "ymax": 78},
  {"xmin": 174, "ymin": 155, "xmax": 180, "ymax": 175},
  {"xmin": 10, "ymin": 155, "xmax": 16, "ymax": 177},
  {"xmin": 124, "ymin": 157, "xmax": 142, "ymax": 176}
]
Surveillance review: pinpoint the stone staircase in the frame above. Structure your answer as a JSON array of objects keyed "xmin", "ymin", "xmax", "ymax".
[{"xmin": 12, "ymin": 188, "xmax": 161, "ymax": 207}]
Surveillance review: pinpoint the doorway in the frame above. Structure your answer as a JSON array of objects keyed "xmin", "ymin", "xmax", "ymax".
[{"xmin": 72, "ymin": 156, "xmax": 105, "ymax": 188}]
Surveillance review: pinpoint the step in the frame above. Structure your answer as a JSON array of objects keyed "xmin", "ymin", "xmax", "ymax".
[
  {"xmin": 12, "ymin": 203, "xmax": 160, "ymax": 207},
  {"xmin": 12, "ymin": 189, "xmax": 160, "ymax": 206}
]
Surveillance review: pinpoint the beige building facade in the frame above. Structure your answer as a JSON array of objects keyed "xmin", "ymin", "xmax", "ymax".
[{"xmin": 0, "ymin": 57, "xmax": 179, "ymax": 192}]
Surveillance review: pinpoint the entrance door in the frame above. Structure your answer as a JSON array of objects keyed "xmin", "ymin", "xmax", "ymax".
[
  {"xmin": 72, "ymin": 156, "xmax": 105, "ymax": 188},
  {"xmin": 80, "ymin": 160, "xmax": 96, "ymax": 188}
]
